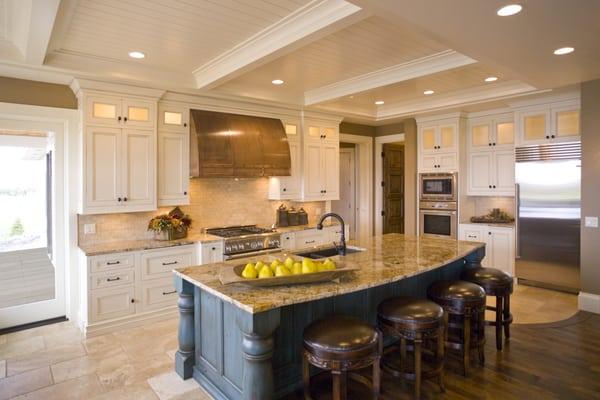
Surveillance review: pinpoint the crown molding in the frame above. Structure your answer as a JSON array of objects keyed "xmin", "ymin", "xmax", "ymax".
[
  {"xmin": 0, "ymin": 60, "xmax": 73, "ymax": 84},
  {"xmin": 507, "ymin": 88, "xmax": 580, "ymax": 109},
  {"xmin": 304, "ymin": 50, "xmax": 477, "ymax": 105},
  {"xmin": 415, "ymin": 112, "xmax": 467, "ymax": 124},
  {"xmin": 70, "ymin": 78, "xmax": 166, "ymax": 99},
  {"xmin": 192, "ymin": 0, "xmax": 365, "ymax": 89},
  {"xmin": 376, "ymin": 80, "xmax": 543, "ymax": 121}
]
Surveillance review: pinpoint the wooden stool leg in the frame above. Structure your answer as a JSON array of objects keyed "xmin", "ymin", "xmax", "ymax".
[
  {"xmin": 414, "ymin": 336, "xmax": 422, "ymax": 399},
  {"xmin": 340, "ymin": 371, "xmax": 347, "ymax": 400},
  {"xmin": 495, "ymin": 296, "xmax": 503, "ymax": 351},
  {"xmin": 302, "ymin": 351, "xmax": 310, "ymax": 400},
  {"xmin": 332, "ymin": 370, "xmax": 342, "ymax": 400},
  {"xmin": 504, "ymin": 292, "xmax": 511, "ymax": 339},
  {"xmin": 437, "ymin": 324, "xmax": 445, "ymax": 392},
  {"xmin": 478, "ymin": 308, "xmax": 485, "ymax": 366},
  {"xmin": 400, "ymin": 337, "xmax": 407, "ymax": 371},
  {"xmin": 373, "ymin": 333, "xmax": 382, "ymax": 398},
  {"xmin": 463, "ymin": 313, "xmax": 471, "ymax": 377}
]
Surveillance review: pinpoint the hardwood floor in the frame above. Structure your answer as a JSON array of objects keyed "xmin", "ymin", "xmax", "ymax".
[{"xmin": 287, "ymin": 312, "xmax": 600, "ymax": 400}]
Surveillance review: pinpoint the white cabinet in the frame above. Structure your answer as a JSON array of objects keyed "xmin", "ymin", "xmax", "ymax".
[
  {"xmin": 280, "ymin": 232, "xmax": 296, "ymax": 250},
  {"xmin": 83, "ymin": 126, "xmax": 156, "ymax": 213},
  {"xmin": 468, "ymin": 150, "xmax": 514, "ymax": 196},
  {"xmin": 293, "ymin": 229, "xmax": 330, "ymax": 249},
  {"xmin": 468, "ymin": 115, "xmax": 514, "ymax": 152},
  {"xmin": 306, "ymin": 124, "xmax": 339, "ymax": 142},
  {"xmin": 158, "ymin": 103, "xmax": 189, "ymax": 132},
  {"xmin": 302, "ymin": 140, "xmax": 339, "ymax": 200},
  {"xmin": 198, "ymin": 241, "xmax": 224, "ymax": 265},
  {"xmin": 420, "ymin": 152, "xmax": 458, "ymax": 172},
  {"xmin": 515, "ymin": 100, "xmax": 580, "ymax": 145},
  {"xmin": 158, "ymin": 131, "xmax": 189, "ymax": 206},
  {"xmin": 90, "ymin": 286, "xmax": 136, "ymax": 322},
  {"xmin": 140, "ymin": 247, "xmax": 195, "ymax": 281},
  {"xmin": 459, "ymin": 224, "xmax": 515, "ymax": 276},
  {"xmin": 418, "ymin": 117, "xmax": 461, "ymax": 173},
  {"xmin": 269, "ymin": 124, "xmax": 302, "ymax": 200},
  {"xmin": 85, "ymin": 95, "xmax": 155, "ymax": 129}
]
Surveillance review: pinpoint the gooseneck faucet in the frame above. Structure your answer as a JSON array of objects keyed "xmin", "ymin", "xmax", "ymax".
[{"xmin": 316, "ymin": 213, "xmax": 346, "ymax": 256}]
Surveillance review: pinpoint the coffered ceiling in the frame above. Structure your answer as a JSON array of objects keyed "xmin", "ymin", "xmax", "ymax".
[{"xmin": 0, "ymin": 0, "xmax": 598, "ymax": 124}]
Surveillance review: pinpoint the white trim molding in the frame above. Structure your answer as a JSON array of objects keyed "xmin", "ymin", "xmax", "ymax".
[
  {"xmin": 192, "ymin": 0, "xmax": 365, "ymax": 89},
  {"xmin": 305, "ymin": 50, "xmax": 476, "ymax": 106},
  {"xmin": 374, "ymin": 133, "xmax": 405, "ymax": 235},
  {"xmin": 579, "ymin": 292, "xmax": 600, "ymax": 314}
]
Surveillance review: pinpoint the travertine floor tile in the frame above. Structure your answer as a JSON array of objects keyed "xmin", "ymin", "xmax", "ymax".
[
  {"xmin": 0, "ymin": 335, "xmax": 6, "ymax": 345},
  {"xmin": 12, "ymin": 373, "xmax": 106, "ymax": 400},
  {"xmin": 0, "ymin": 336, "xmax": 45, "ymax": 360},
  {"xmin": 0, "ymin": 359, "xmax": 5, "ymax": 378},
  {"xmin": 89, "ymin": 382, "xmax": 160, "ymax": 400},
  {"xmin": 6, "ymin": 343, "xmax": 86, "ymax": 377},
  {"xmin": 0, "ymin": 367, "xmax": 53, "ymax": 400},
  {"xmin": 96, "ymin": 353, "xmax": 172, "ymax": 391},
  {"xmin": 147, "ymin": 371, "xmax": 201, "ymax": 400},
  {"xmin": 82, "ymin": 334, "xmax": 125, "ymax": 355},
  {"xmin": 50, "ymin": 346, "xmax": 128, "ymax": 383},
  {"xmin": 43, "ymin": 327, "xmax": 84, "ymax": 348},
  {"xmin": 169, "ymin": 388, "xmax": 212, "ymax": 400},
  {"xmin": 3, "ymin": 321, "xmax": 76, "ymax": 343}
]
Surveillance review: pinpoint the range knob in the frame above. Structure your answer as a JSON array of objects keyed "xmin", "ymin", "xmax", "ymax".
[
  {"xmin": 250, "ymin": 242, "xmax": 258, "ymax": 249},
  {"xmin": 225, "ymin": 245, "xmax": 232, "ymax": 253}
]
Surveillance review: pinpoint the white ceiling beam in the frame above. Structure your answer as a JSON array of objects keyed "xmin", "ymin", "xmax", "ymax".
[
  {"xmin": 376, "ymin": 80, "xmax": 543, "ymax": 121},
  {"xmin": 304, "ymin": 50, "xmax": 476, "ymax": 105},
  {"xmin": 192, "ymin": 0, "xmax": 366, "ymax": 90},
  {"xmin": 4, "ymin": 0, "xmax": 61, "ymax": 64}
]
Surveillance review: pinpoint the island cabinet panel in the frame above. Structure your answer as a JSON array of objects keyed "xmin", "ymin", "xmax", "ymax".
[{"xmin": 174, "ymin": 246, "xmax": 484, "ymax": 400}]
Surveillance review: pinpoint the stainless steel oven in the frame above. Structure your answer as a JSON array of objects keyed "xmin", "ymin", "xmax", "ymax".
[
  {"xmin": 419, "ymin": 172, "xmax": 457, "ymax": 202},
  {"xmin": 419, "ymin": 201, "xmax": 457, "ymax": 239}
]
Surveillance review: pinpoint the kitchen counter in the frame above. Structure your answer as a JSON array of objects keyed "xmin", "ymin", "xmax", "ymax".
[
  {"xmin": 274, "ymin": 221, "xmax": 342, "ymax": 233},
  {"xmin": 172, "ymin": 233, "xmax": 486, "ymax": 400},
  {"xmin": 460, "ymin": 220, "xmax": 515, "ymax": 227},
  {"xmin": 78, "ymin": 232, "xmax": 222, "ymax": 256}
]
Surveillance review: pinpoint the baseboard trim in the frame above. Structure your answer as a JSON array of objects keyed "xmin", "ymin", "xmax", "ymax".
[
  {"xmin": 83, "ymin": 307, "xmax": 178, "ymax": 337},
  {"xmin": 578, "ymin": 292, "xmax": 600, "ymax": 314}
]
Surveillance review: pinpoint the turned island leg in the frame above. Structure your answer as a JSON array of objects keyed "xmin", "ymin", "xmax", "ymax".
[
  {"xmin": 174, "ymin": 276, "xmax": 195, "ymax": 379},
  {"xmin": 237, "ymin": 308, "xmax": 281, "ymax": 400}
]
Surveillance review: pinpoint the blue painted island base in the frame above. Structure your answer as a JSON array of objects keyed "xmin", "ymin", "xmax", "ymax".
[{"xmin": 175, "ymin": 248, "xmax": 484, "ymax": 400}]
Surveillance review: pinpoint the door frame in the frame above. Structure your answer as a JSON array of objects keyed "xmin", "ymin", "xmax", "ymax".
[
  {"xmin": 375, "ymin": 134, "xmax": 405, "ymax": 235},
  {"xmin": 338, "ymin": 134, "xmax": 372, "ymax": 239},
  {"xmin": 0, "ymin": 102, "xmax": 79, "ymax": 328},
  {"xmin": 334, "ymin": 147, "xmax": 357, "ymax": 239}
]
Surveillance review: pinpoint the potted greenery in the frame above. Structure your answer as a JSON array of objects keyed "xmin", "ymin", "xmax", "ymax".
[{"xmin": 148, "ymin": 207, "xmax": 192, "ymax": 240}]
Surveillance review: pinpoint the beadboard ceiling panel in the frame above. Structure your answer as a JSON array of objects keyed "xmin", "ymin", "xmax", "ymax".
[
  {"xmin": 54, "ymin": 0, "xmax": 313, "ymax": 73},
  {"xmin": 215, "ymin": 15, "xmax": 449, "ymax": 103}
]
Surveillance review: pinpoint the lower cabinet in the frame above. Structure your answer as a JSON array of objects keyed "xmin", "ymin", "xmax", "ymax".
[
  {"xmin": 459, "ymin": 223, "xmax": 515, "ymax": 276},
  {"xmin": 90, "ymin": 285, "xmax": 136, "ymax": 322},
  {"xmin": 279, "ymin": 225, "xmax": 350, "ymax": 251},
  {"xmin": 198, "ymin": 241, "xmax": 224, "ymax": 264},
  {"xmin": 139, "ymin": 279, "xmax": 179, "ymax": 312}
]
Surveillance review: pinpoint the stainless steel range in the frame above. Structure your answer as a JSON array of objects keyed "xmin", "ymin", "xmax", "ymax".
[{"xmin": 205, "ymin": 225, "xmax": 281, "ymax": 260}]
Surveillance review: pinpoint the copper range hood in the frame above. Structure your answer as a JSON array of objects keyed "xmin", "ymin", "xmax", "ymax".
[{"xmin": 190, "ymin": 109, "xmax": 291, "ymax": 178}]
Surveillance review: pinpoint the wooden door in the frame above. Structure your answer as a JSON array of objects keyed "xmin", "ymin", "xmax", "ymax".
[{"xmin": 382, "ymin": 144, "xmax": 404, "ymax": 234}]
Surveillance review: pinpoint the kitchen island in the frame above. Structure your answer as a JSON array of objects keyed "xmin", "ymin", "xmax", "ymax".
[{"xmin": 173, "ymin": 233, "xmax": 485, "ymax": 400}]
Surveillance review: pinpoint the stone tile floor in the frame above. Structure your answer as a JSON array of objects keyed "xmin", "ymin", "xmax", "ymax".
[{"xmin": 0, "ymin": 284, "xmax": 577, "ymax": 399}]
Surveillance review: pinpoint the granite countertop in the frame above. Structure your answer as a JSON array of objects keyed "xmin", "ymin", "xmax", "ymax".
[
  {"xmin": 79, "ymin": 232, "xmax": 223, "ymax": 256},
  {"xmin": 174, "ymin": 233, "xmax": 484, "ymax": 314},
  {"xmin": 460, "ymin": 220, "xmax": 515, "ymax": 227},
  {"xmin": 275, "ymin": 221, "xmax": 342, "ymax": 234}
]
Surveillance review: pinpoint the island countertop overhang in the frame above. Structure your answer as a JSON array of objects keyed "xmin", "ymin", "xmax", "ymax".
[{"xmin": 173, "ymin": 233, "xmax": 485, "ymax": 314}]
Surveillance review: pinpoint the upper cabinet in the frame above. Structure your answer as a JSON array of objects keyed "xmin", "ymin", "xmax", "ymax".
[
  {"xmin": 269, "ymin": 121, "xmax": 302, "ymax": 200},
  {"xmin": 158, "ymin": 103, "xmax": 190, "ymax": 132},
  {"xmin": 515, "ymin": 99, "xmax": 580, "ymax": 145},
  {"xmin": 85, "ymin": 95, "xmax": 155, "ymax": 129},
  {"xmin": 468, "ymin": 114, "xmax": 514, "ymax": 152},
  {"xmin": 306, "ymin": 124, "xmax": 339, "ymax": 142},
  {"xmin": 417, "ymin": 116, "xmax": 462, "ymax": 172}
]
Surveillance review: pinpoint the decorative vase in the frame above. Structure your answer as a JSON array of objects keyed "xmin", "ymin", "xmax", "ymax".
[{"xmin": 154, "ymin": 227, "xmax": 188, "ymax": 241}]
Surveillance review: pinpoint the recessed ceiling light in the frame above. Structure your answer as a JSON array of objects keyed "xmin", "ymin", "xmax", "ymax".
[
  {"xmin": 128, "ymin": 51, "xmax": 145, "ymax": 59},
  {"xmin": 423, "ymin": 90, "xmax": 435, "ymax": 95},
  {"xmin": 348, "ymin": 95, "xmax": 354, "ymax": 99},
  {"xmin": 375, "ymin": 100, "xmax": 385, "ymax": 105},
  {"xmin": 271, "ymin": 79, "xmax": 284, "ymax": 85},
  {"xmin": 497, "ymin": 4, "xmax": 522, "ymax": 16},
  {"xmin": 553, "ymin": 47, "xmax": 574, "ymax": 55},
  {"xmin": 485, "ymin": 76, "xmax": 499, "ymax": 82}
]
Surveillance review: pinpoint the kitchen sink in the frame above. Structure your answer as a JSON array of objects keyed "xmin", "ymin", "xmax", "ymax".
[{"xmin": 294, "ymin": 246, "xmax": 364, "ymax": 259}]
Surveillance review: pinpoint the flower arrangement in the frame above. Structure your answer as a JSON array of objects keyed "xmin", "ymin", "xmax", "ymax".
[{"xmin": 148, "ymin": 207, "xmax": 192, "ymax": 240}]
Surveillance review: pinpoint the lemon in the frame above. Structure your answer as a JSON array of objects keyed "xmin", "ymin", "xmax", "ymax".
[{"xmin": 258, "ymin": 265, "xmax": 274, "ymax": 278}]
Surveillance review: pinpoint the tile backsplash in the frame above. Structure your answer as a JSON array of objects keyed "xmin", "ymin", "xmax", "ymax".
[
  {"xmin": 472, "ymin": 196, "xmax": 516, "ymax": 217},
  {"xmin": 78, "ymin": 178, "xmax": 326, "ymax": 246}
]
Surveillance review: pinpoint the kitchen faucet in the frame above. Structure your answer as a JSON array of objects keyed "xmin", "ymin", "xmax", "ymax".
[{"xmin": 316, "ymin": 213, "xmax": 346, "ymax": 256}]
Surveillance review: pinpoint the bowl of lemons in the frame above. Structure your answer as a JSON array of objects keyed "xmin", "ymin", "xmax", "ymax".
[{"xmin": 220, "ymin": 256, "xmax": 357, "ymax": 286}]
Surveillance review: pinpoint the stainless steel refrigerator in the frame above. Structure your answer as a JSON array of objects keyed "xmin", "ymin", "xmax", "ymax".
[{"xmin": 515, "ymin": 142, "xmax": 581, "ymax": 293}]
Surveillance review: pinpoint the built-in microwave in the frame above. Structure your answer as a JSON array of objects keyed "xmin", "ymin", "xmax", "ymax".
[{"xmin": 419, "ymin": 172, "xmax": 457, "ymax": 202}]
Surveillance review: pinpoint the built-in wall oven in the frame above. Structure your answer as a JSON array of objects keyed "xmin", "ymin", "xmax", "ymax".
[
  {"xmin": 419, "ymin": 201, "xmax": 458, "ymax": 239},
  {"xmin": 419, "ymin": 172, "xmax": 457, "ymax": 202}
]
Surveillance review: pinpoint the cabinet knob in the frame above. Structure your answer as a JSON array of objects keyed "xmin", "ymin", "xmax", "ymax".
[
  {"xmin": 489, "ymin": 143, "xmax": 492, "ymax": 146},
  {"xmin": 551, "ymin": 134, "xmax": 555, "ymax": 138},
  {"xmin": 546, "ymin": 135, "xmax": 550, "ymax": 139},
  {"xmin": 123, "ymin": 197, "xmax": 128, "ymax": 202},
  {"xmin": 493, "ymin": 143, "xmax": 496, "ymax": 146},
  {"xmin": 282, "ymin": 188, "xmax": 287, "ymax": 192},
  {"xmin": 184, "ymin": 123, "xmax": 187, "ymax": 127},
  {"xmin": 117, "ymin": 197, "xmax": 122, "ymax": 202},
  {"xmin": 488, "ymin": 232, "xmax": 492, "ymax": 235},
  {"xmin": 123, "ymin": 117, "xmax": 128, "ymax": 122},
  {"xmin": 493, "ymin": 185, "xmax": 496, "ymax": 188},
  {"xmin": 211, "ymin": 247, "xmax": 216, "ymax": 251},
  {"xmin": 130, "ymin": 298, "xmax": 135, "ymax": 303},
  {"xmin": 324, "ymin": 190, "xmax": 327, "ymax": 193},
  {"xmin": 184, "ymin": 191, "xmax": 187, "ymax": 195},
  {"xmin": 489, "ymin": 185, "xmax": 492, "ymax": 188},
  {"xmin": 118, "ymin": 116, "xmax": 122, "ymax": 121}
]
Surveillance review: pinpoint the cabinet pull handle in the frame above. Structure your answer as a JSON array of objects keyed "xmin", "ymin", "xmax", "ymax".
[
  {"xmin": 123, "ymin": 117, "xmax": 128, "ymax": 122},
  {"xmin": 162, "ymin": 261, "xmax": 178, "ymax": 266},
  {"xmin": 106, "ymin": 261, "xmax": 121, "ymax": 265},
  {"xmin": 118, "ymin": 116, "xmax": 122, "ymax": 121},
  {"xmin": 106, "ymin": 277, "xmax": 121, "ymax": 282},
  {"xmin": 162, "ymin": 290, "xmax": 177, "ymax": 295},
  {"xmin": 306, "ymin": 240, "xmax": 316, "ymax": 244},
  {"xmin": 117, "ymin": 197, "xmax": 122, "ymax": 202},
  {"xmin": 130, "ymin": 299, "xmax": 135, "ymax": 303}
]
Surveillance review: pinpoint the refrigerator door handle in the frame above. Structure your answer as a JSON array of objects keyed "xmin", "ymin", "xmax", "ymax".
[{"xmin": 515, "ymin": 183, "xmax": 520, "ymax": 258}]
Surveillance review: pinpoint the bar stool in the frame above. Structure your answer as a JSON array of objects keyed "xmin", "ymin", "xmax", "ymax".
[
  {"xmin": 302, "ymin": 315, "xmax": 382, "ymax": 400},
  {"xmin": 377, "ymin": 296, "xmax": 445, "ymax": 399},
  {"xmin": 427, "ymin": 280, "xmax": 486, "ymax": 376},
  {"xmin": 461, "ymin": 267, "xmax": 513, "ymax": 350}
]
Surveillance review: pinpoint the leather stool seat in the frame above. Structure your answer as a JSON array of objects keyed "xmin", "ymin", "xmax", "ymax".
[
  {"xmin": 378, "ymin": 296, "xmax": 444, "ymax": 326},
  {"xmin": 304, "ymin": 316, "xmax": 379, "ymax": 358}
]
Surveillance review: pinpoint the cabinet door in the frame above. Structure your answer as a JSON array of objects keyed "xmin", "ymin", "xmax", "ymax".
[
  {"xmin": 321, "ymin": 126, "xmax": 339, "ymax": 141},
  {"xmin": 85, "ymin": 95, "xmax": 122, "ymax": 126},
  {"xmin": 419, "ymin": 154, "xmax": 438, "ymax": 172},
  {"xmin": 468, "ymin": 152, "xmax": 493, "ymax": 194},
  {"xmin": 281, "ymin": 140, "xmax": 301, "ymax": 198},
  {"xmin": 85, "ymin": 126, "xmax": 122, "ymax": 210},
  {"xmin": 420, "ymin": 126, "xmax": 437, "ymax": 153},
  {"xmin": 487, "ymin": 228, "xmax": 514, "ymax": 276},
  {"xmin": 438, "ymin": 153, "xmax": 458, "ymax": 171},
  {"xmin": 303, "ymin": 142, "xmax": 323, "ymax": 199},
  {"xmin": 469, "ymin": 121, "xmax": 493, "ymax": 151},
  {"xmin": 90, "ymin": 286, "xmax": 136, "ymax": 322},
  {"xmin": 322, "ymin": 142, "xmax": 339, "ymax": 200},
  {"xmin": 438, "ymin": 124, "xmax": 457, "ymax": 153},
  {"xmin": 493, "ymin": 151, "xmax": 515, "ymax": 195},
  {"xmin": 519, "ymin": 109, "xmax": 549, "ymax": 144},
  {"xmin": 121, "ymin": 130, "xmax": 156, "ymax": 210},
  {"xmin": 494, "ymin": 120, "xmax": 515, "ymax": 148},
  {"xmin": 158, "ymin": 131, "xmax": 189, "ymax": 206},
  {"xmin": 200, "ymin": 242, "xmax": 224, "ymax": 264},
  {"xmin": 552, "ymin": 106, "xmax": 580, "ymax": 140},
  {"xmin": 158, "ymin": 103, "xmax": 189, "ymax": 132},
  {"xmin": 122, "ymin": 99, "xmax": 156, "ymax": 129}
]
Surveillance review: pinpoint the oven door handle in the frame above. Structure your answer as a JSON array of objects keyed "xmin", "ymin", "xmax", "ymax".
[{"xmin": 420, "ymin": 209, "xmax": 457, "ymax": 215}]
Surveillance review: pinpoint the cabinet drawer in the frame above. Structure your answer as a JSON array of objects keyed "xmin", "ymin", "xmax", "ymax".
[
  {"xmin": 90, "ymin": 268, "xmax": 135, "ymax": 290},
  {"xmin": 140, "ymin": 279, "xmax": 178, "ymax": 312},
  {"xmin": 90, "ymin": 252, "xmax": 136, "ymax": 273},
  {"xmin": 140, "ymin": 247, "xmax": 194, "ymax": 280},
  {"xmin": 294, "ymin": 230, "xmax": 327, "ymax": 248},
  {"xmin": 90, "ymin": 286, "xmax": 135, "ymax": 322}
]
